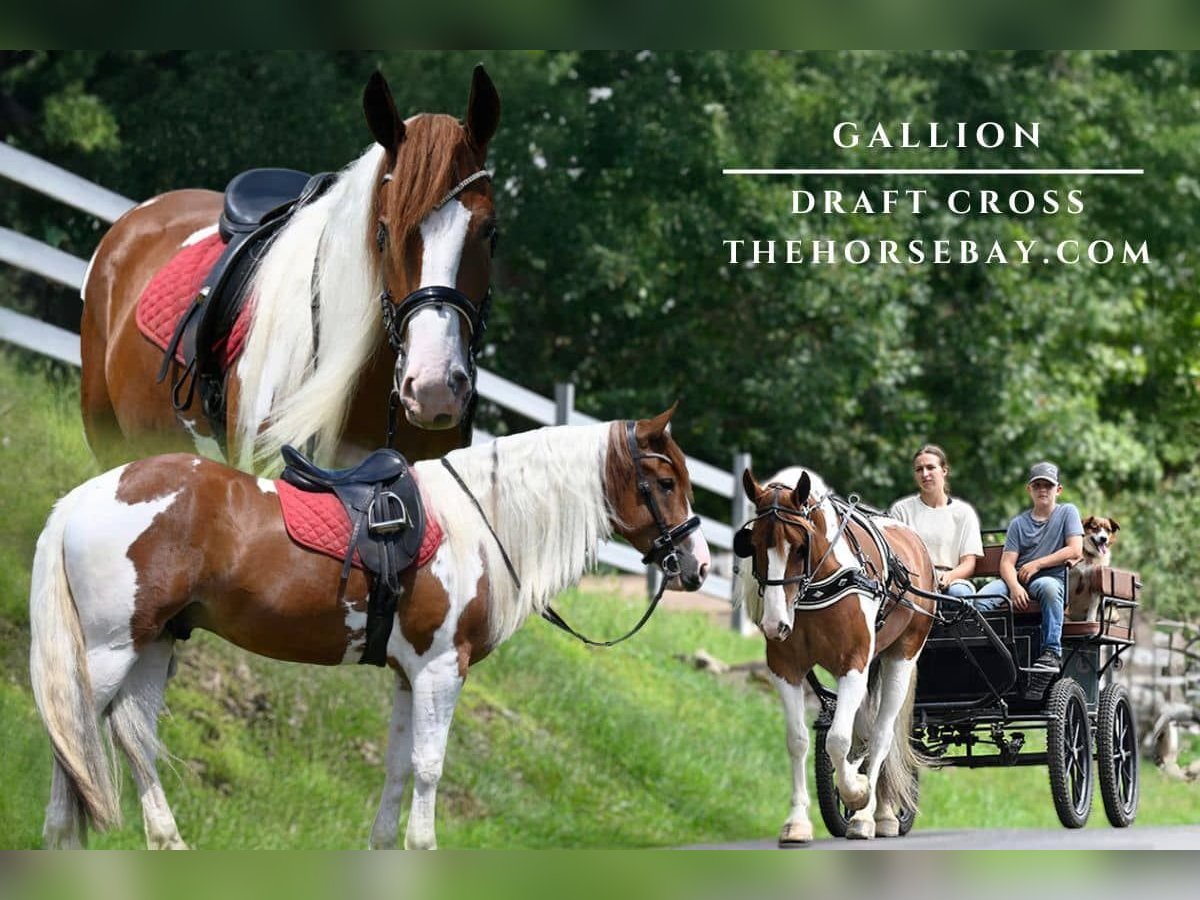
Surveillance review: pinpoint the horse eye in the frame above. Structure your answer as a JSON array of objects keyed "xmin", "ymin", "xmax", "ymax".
[{"xmin": 657, "ymin": 477, "xmax": 675, "ymax": 493}]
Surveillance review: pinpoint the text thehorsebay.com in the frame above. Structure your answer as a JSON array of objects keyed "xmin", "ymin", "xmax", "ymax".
[{"xmin": 723, "ymin": 122, "xmax": 1149, "ymax": 267}]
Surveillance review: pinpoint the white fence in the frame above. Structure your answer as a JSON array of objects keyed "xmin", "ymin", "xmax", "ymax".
[{"xmin": 0, "ymin": 142, "xmax": 752, "ymax": 612}]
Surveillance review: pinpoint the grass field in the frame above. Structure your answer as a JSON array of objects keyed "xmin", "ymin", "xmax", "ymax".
[{"xmin": 1, "ymin": 347, "xmax": 1197, "ymax": 849}]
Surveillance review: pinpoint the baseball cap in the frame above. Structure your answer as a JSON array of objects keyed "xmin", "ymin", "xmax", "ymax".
[{"xmin": 1027, "ymin": 461, "xmax": 1060, "ymax": 486}]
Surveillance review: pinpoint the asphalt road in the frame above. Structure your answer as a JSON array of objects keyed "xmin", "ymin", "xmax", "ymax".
[{"xmin": 689, "ymin": 825, "xmax": 1200, "ymax": 850}]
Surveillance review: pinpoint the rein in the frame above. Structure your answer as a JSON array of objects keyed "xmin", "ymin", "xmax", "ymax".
[{"xmin": 441, "ymin": 422, "xmax": 700, "ymax": 649}]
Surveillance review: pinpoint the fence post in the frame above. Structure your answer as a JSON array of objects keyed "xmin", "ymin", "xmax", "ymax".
[
  {"xmin": 554, "ymin": 383, "xmax": 575, "ymax": 426},
  {"xmin": 730, "ymin": 451, "xmax": 755, "ymax": 634}
]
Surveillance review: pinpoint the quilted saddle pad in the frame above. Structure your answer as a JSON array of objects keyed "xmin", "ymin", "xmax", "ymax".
[
  {"xmin": 135, "ymin": 230, "xmax": 252, "ymax": 367},
  {"xmin": 276, "ymin": 479, "xmax": 444, "ymax": 571}
]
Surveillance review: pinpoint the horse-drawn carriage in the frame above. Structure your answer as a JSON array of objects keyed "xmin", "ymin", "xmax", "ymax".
[{"xmin": 809, "ymin": 529, "xmax": 1142, "ymax": 834}]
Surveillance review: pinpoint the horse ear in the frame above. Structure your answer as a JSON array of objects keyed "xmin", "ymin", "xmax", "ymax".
[
  {"xmin": 364, "ymin": 71, "xmax": 406, "ymax": 167},
  {"xmin": 742, "ymin": 468, "xmax": 760, "ymax": 502},
  {"xmin": 793, "ymin": 472, "xmax": 811, "ymax": 506},
  {"xmin": 465, "ymin": 63, "xmax": 501, "ymax": 155},
  {"xmin": 638, "ymin": 402, "xmax": 677, "ymax": 442}
]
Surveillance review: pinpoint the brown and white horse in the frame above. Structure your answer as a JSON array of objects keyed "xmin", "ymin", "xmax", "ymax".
[
  {"xmin": 80, "ymin": 66, "xmax": 500, "ymax": 472},
  {"xmin": 29, "ymin": 409, "xmax": 710, "ymax": 849},
  {"xmin": 735, "ymin": 467, "xmax": 935, "ymax": 842}
]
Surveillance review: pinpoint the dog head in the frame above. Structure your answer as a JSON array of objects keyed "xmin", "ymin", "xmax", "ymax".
[{"xmin": 1082, "ymin": 515, "xmax": 1120, "ymax": 561}]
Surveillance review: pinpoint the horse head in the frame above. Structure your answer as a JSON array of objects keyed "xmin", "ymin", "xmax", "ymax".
[
  {"xmin": 607, "ymin": 405, "xmax": 711, "ymax": 591},
  {"xmin": 364, "ymin": 66, "xmax": 500, "ymax": 430},
  {"xmin": 737, "ymin": 467, "xmax": 833, "ymax": 641}
]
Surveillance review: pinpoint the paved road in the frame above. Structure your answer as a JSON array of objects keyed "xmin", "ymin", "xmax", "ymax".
[{"xmin": 690, "ymin": 825, "xmax": 1200, "ymax": 850}]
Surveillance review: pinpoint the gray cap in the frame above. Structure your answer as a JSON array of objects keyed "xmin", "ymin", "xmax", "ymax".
[{"xmin": 1028, "ymin": 461, "xmax": 1060, "ymax": 486}]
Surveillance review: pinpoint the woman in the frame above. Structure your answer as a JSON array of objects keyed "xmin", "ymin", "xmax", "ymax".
[{"xmin": 888, "ymin": 444, "xmax": 983, "ymax": 598}]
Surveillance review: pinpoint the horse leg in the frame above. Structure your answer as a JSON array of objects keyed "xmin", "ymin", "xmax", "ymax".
[
  {"xmin": 770, "ymin": 673, "xmax": 813, "ymax": 844},
  {"xmin": 109, "ymin": 638, "xmax": 187, "ymax": 849},
  {"xmin": 43, "ymin": 760, "xmax": 87, "ymax": 849},
  {"xmin": 404, "ymin": 652, "xmax": 463, "ymax": 850},
  {"xmin": 846, "ymin": 656, "xmax": 917, "ymax": 840},
  {"xmin": 827, "ymin": 666, "xmax": 870, "ymax": 817},
  {"xmin": 368, "ymin": 675, "xmax": 415, "ymax": 849}
]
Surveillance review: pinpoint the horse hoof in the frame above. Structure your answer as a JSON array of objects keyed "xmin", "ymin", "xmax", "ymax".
[
  {"xmin": 839, "ymin": 774, "xmax": 870, "ymax": 812},
  {"xmin": 778, "ymin": 820, "xmax": 814, "ymax": 846},
  {"xmin": 874, "ymin": 815, "xmax": 900, "ymax": 838},
  {"xmin": 845, "ymin": 818, "xmax": 876, "ymax": 840}
]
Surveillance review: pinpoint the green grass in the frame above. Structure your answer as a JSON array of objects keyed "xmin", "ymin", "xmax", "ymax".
[{"xmin": 1, "ymin": 347, "xmax": 1198, "ymax": 848}]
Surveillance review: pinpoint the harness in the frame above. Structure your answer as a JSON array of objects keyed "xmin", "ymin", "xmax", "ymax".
[
  {"xmin": 733, "ymin": 486, "xmax": 929, "ymax": 629},
  {"xmin": 448, "ymin": 421, "xmax": 701, "ymax": 648},
  {"xmin": 373, "ymin": 168, "xmax": 496, "ymax": 450}
]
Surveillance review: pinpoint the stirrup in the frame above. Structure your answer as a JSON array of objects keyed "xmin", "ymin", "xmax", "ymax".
[{"xmin": 368, "ymin": 491, "xmax": 409, "ymax": 535}]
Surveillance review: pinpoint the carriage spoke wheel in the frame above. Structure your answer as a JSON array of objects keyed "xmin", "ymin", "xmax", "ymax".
[
  {"xmin": 1097, "ymin": 683, "xmax": 1139, "ymax": 827},
  {"xmin": 813, "ymin": 726, "xmax": 917, "ymax": 838},
  {"xmin": 1046, "ymin": 678, "xmax": 1093, "ymax": 828}
]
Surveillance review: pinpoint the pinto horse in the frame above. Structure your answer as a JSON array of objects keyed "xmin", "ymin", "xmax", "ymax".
[
  {"xmin": 734, "ymin": 467, "xmax": 935, "ymax": 842},
  {"xmin": 29, "ymin": 408, "xmax": 711, "ymax": 849},
  {"xmin": 80, "ymin": 66, "xmax": 500, "ymax": 473}
]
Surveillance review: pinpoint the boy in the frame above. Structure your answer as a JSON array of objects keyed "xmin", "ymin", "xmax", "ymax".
[{"xmin": 973, "ymin": 462, "xmax": 1084, "ymax": 671}]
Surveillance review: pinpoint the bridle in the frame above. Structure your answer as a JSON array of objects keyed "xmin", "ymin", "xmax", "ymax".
[
  {"xmin": 374, "ymin": 167, "xmax": 495, "ymax": 444},
  {"xmin": 733, "ymin": 485, "xmax": 849, "ymax": 601},
  {"xmin": 541, "ymin": 421, "xmax": 700, "ymax": 647}
]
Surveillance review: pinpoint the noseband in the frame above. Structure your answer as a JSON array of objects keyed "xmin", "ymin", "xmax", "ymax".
[
  {"xmin": 624, "ymin": 420, "xmax": 701, "ymax": 579},
  {"xmin": 375, "ymin": 168, "xmax": 494, "ymax": 374}
]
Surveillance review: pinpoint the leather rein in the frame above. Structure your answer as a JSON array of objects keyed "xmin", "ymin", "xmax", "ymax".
[
  {"xmin": 541, "ymin": 421, "xmax": 700, "ymax": 646},
  {"xmin": 450, "ymin": 420, "xmax": 701, "ymax": 648}
]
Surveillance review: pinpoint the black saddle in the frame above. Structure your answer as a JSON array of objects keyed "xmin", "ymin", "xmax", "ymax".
[
  {"xmin": 157, "ymin": 168, "xmax": 336, "ymax": 450},
  {"xmin": 281, "ymin": 444, "xmax": 427, "ymax": 667}
]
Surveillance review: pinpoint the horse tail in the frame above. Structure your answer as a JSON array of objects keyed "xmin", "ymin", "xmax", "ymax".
[
  {"xmin": 29, "ymin": 486, "xmax": 121, "ymax": 832},
  {"xmin": 878, "ymin": 663, "xmax": 925, "ymax": 816}
]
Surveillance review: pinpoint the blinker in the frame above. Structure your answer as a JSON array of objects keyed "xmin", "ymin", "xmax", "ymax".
[{"xmin": 733, "ymin": 527, "xmax": 754, "ymax": 559}]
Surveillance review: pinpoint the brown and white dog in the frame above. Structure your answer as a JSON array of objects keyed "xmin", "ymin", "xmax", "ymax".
[{"xmin": 1067, "ymin": 515, "xmax": 1120, "ymax": 621}]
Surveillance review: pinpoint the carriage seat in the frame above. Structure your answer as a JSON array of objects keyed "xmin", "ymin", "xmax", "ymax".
[
  {"xmin": 219, "ymin": 168, "xmax": 314, "ymax": 241},
  {"xmin": 972, "ymin": 543, "xmax": 1132, "ymax": 640}
]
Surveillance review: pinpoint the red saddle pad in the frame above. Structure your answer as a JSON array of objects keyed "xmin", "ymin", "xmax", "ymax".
[
  {"xmin": 276, "ymin": 479, "xmax": 444, "ymax": 571},
  {"xmin": 135, "ymin": 231, "xmax": 252, "ymax": 367}
]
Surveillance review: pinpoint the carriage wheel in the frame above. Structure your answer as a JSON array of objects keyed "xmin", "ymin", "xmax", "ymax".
[
  {"xmin": 813, "ymin": 726, "xmax": 918, "ymax": 837},
  {"xmin": 1097, "ymin": 683, "xmax": 1139, "ymax": 827},
  {"xmin": 814, "ymin": 726, "xmax": 849, "ymax": 837},
  {"xmin": 1046, "ymin": 678, "xmax": 1093, "ymax": 828}
]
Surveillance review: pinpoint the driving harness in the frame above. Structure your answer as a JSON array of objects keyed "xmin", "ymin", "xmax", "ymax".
[{"xmin": 733, "ymin": 485, "xmax": 925, "ymax": 630}]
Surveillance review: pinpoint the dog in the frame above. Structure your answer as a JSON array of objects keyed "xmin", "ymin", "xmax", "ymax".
[{"xmin": 1066, "ymin": 515, "xmax": 1120, "ymax": 622}]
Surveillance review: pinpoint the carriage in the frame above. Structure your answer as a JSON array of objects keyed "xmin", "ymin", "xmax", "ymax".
[{"xmin": 808, "ymin": 529, "xmax": 1142, "ymax": 835}]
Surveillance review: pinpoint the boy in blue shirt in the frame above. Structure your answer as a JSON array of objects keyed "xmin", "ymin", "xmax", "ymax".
[{"xmin": 973, "ymin": 462, "xmax": 1084, "ymax": 671}]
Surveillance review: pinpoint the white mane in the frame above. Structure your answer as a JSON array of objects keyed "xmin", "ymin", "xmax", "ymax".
[
  {"xmin": 234, "ymin": 144, "xmax": 385, "ymax": 472},
  {"xmin": 414, "ymin": 423, "xmax": 614, "ymax": 647}
]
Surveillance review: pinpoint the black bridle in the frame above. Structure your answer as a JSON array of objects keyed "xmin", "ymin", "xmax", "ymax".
[
  {"xmin": 733, "ymin": 485, "xmax": 846, "ymax": 600},
  {"xmin": 374, "ymin": 168, "xmax": 495, "ymax": 447},
  {"xmin": 540, "ymin": 421, "xmax": 701, "ymax": 647}
]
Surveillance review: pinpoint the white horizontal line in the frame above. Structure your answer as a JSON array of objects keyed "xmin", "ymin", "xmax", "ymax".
[{"xmin": 723, "ymin": 168, "xmax": 1144, "ymax": 176}]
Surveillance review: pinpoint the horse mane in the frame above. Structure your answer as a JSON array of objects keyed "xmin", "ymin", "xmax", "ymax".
[
  {"xmin": 414, "ymin": 423, "xmax": 614, "ymax": 648},
  {"xmin": 234, "ymin": 114, "xmax": 469, "ymax": 473}
]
